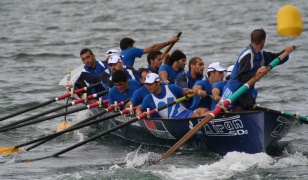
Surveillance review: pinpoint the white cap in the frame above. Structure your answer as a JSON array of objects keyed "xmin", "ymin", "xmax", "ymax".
[
  {"xmin": 145, "ymin": 73, "xmax": 160, "ymax": 84},
  {"xmin": 108, "ymin": 55, "xmax": 122, "ymax": 64},
  {"xmin": 106, "ymin": 49, "xmax": 120, "ymax": 57},
  {"xmin": 207, "ymin": 62, "xmax": 226, "ymax": 72},
  {"xmin": 226, "ymin": 65, "xmax": 235, "ymax": 76}
]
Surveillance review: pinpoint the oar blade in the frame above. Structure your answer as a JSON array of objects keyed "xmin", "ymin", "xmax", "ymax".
[
  {"xmin": 56, "ymin": 121, "xmax": 71, "ymax": 133},
  {"xmin": 0, "ymin": 146, "xmax": 24, "ymax": 156}
]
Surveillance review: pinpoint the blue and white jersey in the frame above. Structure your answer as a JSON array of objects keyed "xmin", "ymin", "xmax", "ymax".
[
  {"xmin": 108, "ymin": 80, "xmax": 141, "ymax": 110},
  {"xmin": 120, "ymin": 47, "xmax": 143, "ymax": 66},
  {"xmin": 140, "ymin": 85, "xmax": 186, "ymax": 119},
  {"xmin": 158, "ymin": 64, "xmax": 184, "ymax": 84},
  {"xmin": 80, "ymin": 60, "xmax": 107, "ymax": 96},
  {"xmin": 189, "ymin": 78, "xmax": 213, "ymax": 110},
  {"xmin": 82, "ymin": 60, "xmax": 106, "ymax": 75}
]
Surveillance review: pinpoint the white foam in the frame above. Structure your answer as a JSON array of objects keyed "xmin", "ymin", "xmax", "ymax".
[{"xmin": 153, "ymin": 151, "xmax": 308, "ymax": 180}]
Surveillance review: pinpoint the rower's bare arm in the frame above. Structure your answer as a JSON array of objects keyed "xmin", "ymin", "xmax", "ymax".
[
  {"xmin": 212, "ymin": 88, "xmax": 221, "ymax": 102},
  {"xmin": 159, "ymin": 71, "xmax": 169, "ymax": 84},
  {"xmin": 135, "ymin": 106, "xmax": 143, "ymax": 116},
  {"xmin": 143, "ymin": 36, "xmax": 179, "ymax": 54}
]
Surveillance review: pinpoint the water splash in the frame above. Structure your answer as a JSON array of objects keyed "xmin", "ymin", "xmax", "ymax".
[{"xmin": 153, "ymin": 151, "xmax": 308, "ymax": 180}]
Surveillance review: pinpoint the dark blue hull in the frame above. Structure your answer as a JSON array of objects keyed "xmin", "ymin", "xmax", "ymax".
[{"xmin": 97, "ymin": 111, "xmax": 296, "ymax": 155}]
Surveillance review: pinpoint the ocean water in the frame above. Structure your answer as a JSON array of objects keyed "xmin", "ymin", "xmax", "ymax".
[{"xmin": 0, "ymin": 0, "xmax": 308, "ymax": 179}]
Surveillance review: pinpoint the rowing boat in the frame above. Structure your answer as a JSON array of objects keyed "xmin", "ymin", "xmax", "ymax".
[
  {"xmin": 62, "ymin": 66, "xmax": 298, "ymax": 155},
  {"xmin": 93, "ymin": 110, "xmax": 297, "ymax": 155}
]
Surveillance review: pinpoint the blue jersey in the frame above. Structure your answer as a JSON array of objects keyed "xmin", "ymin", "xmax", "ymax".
[
  {"xmin": 120, "ymin": 47, "xmax": 143, "ymax": 66},
  {"xmin": 130, "ymin": 86, "xmax": 149, "ymax": 106},
  {"xmin": 140, "ymin": 85, "xmax": 192, "ymax": 119},
  {"xmin": 158, "ymin": 64, "xmax": 184, "ymax": 84},
  {"xmin": 176, "ymin": 71, "xmax": 206, "ymax": 108},
  {"xmin": 80, "ymin": 60, "xmax": 107, "ymax": 96},
  {"xmin": 189, "ymin": 78, "xmax": 213, "ymax": 110},
  {"xmin": 108, "ymin": 80, "xmax": 141, "ymax": 110},
  {"xmin": 227, "ymin": 44, "xmax": 288, "ymax": 97}
]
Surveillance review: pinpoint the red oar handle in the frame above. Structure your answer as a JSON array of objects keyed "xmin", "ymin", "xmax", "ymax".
[{"xmin": 56, "ymin": 93, "xmax": 71, "ymax": 101}]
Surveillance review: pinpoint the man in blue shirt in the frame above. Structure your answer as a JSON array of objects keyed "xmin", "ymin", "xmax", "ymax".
[
  {"xmin": 190, "ymin": 62, "xmax": 226, "ymax": 110},
  {"xmin": 120, "ymin": 35, "xmax": 179, "ymax": 66},
  {"xmin": 176, "ymin": 57, "xmax": 206, "ymax": 108},
  {"xmin": 211, "ymin": 65, "xmax": 234, "ymax": 110},
  {"xmin": 140, "ymin": 51, "xmax": 163, "ymax": 74},
  {"xmin": 135, "ymin": 73, "xmax": 208, "ymax": 119},
  {"xmin": 108, "ymin": 70, "xmax": 141, "ymax": 110},
  {"xmin": 158, "ymin": 50, "xmax": 186, "ymax": 84},
  {"xmin": 221, "ymin": 29, "xmax": 294, "ymax": 112},
  {"xmin": 78, "ymin": 48, "xmax": 107, "ymax": 102},
  {"xmin": 124, "ymin": 68, "xmax": 153, "ymax": 109}
]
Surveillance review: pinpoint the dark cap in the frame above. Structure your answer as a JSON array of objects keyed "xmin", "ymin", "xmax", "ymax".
[{"xmin": 170, "ymin": 50, "xmax": 186, "ymax": 64}]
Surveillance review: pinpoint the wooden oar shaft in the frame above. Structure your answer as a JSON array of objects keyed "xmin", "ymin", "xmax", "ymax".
[
  {"xmin": 154, "ymin": 46, "xmax": 296, "ymax": 164},
  {"xmin": 161, "ymin": 32, "xmax": 182, "ymax": 59}
]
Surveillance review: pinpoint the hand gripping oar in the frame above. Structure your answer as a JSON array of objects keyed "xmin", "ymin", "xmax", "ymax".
[
  {"xmin": 152, "ymin": 46, "xmax": 296, "ymax": 165},
  {"xmin": 23, "ymin": 99, "xmax": 131, "ymax": 152},
  {"xmin": 0, "ymin": 82, "xmax": 102, "ymax": 122},
  {"xmin": 162, "ymin": 32, "xmax": 182, "ymax": 63},
  {"xmin": 0, "ymin": 99, "xmax": 110, "ymax": 133},
  {"xmin": 0, "ymin": 89, "xmax": 110, "ymax": 131},
  {"xmin": 252, "ymin": 105, "xmax": 308, "ymax": 124},
  {"xmin": 13, "ymin": 94, "xmax": 192, "ymax": 162}
]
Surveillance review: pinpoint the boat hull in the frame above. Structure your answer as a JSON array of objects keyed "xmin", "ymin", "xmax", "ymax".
[{"xmin": 95, "ymin": 111, "xmax": 296, "ymax": 155}]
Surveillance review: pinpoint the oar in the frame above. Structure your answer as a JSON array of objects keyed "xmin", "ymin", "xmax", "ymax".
[
  {"xmin": 0, "ymin": 99, "xmax": 109, "ymax": 133},
  {"xmin": 23, "ymin": 99, "xmax": 131, "ymax": 152},
  {"xmin": 57, "ymin": 72, "xmax": 72, "ymax": 133},
  {"xmin": 14, "ymin": 94, "xmax": 193, "ymax": 162},
  {"xmin": 252, "ymin": 105, "xmax": 308, "ymax": 124},
  {"xmin": 0, "ymin": 89, "xmax": 109, "ymax": 131},
  {"xmin": 0, "ymin": 82, "xmax": 102, "ymax": 122},
  {"xmin": 152, "ymin": 46, "xmax": 296, "ymax": 165},
  {"xmin": 162, "ymin": 32, "xmax": 182, "ymax": 63},
  {"xmin": 0, "ymin": 100, "xmax": 136, "ymax": 156}
]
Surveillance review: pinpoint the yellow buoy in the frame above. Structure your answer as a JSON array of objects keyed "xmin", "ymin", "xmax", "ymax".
[{"xmin": 277, "ymin": 5, "xmax": 303, "ymax": 36}]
